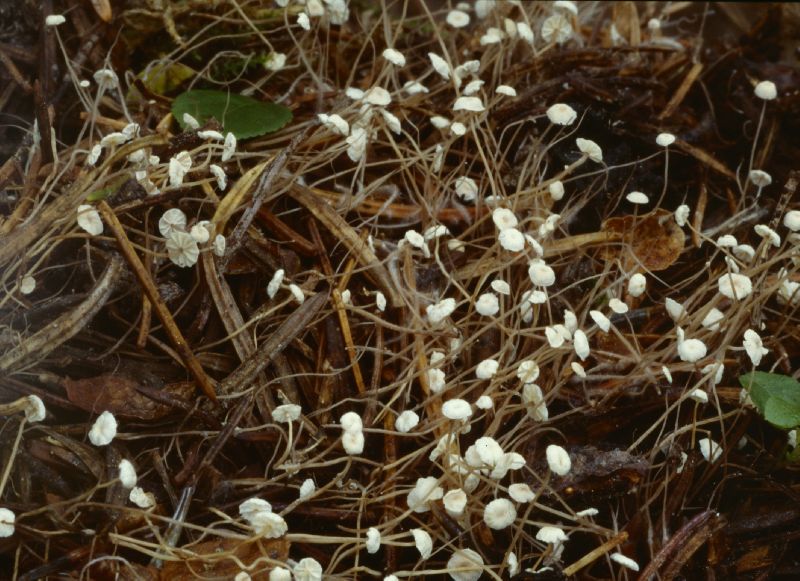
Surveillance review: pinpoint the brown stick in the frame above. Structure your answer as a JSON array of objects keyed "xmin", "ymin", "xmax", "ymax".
[
  {"xmin": 693, "ymin": 180, "xmax": 707, "ymax": 248},
  {"xmin": 98, "ymin": 201, "xmax": 217, "ymax": 402},
  {"xmin": 33, "ymin": 81, "xmax": 54, "ymax": 164},
  {"xmin": 563, "ymin": 531, "xmax": 629, "ymax": 577},
  {"xmin": 39, "ymin": 0, "xmax": 58, "ymax": 100},
  {"xmin": 0, "ymin": 48, "xmax": 32, "ymax": 94},
  {"xmin": 220, "ymin": 130, "xmax": 306, "ymax": 272},
  {"xmin": 201, "ymin": 250, "xmax": 279, "ymax": 427},
  {"xmin": 174, "ymin": 394, "xmax": 253, "ymax": 486},
  {"xmin": 218, "ymin": 289, "xmax": 329, "ymax": 396},
  {"xmin": 256, "ymin": 207, "xmax": 317, "ymax": 256},
  {"xmin": 136, "ymin": 294, "xmax": 153, "ymax": 349},
  {"xmin": 201, "ymin": 251, "xmax": 262, "ymax": 364},
  {"xmin": 306, "ymin": 184, "xmax": 485, "ymax": 225},
  {"xmin": 308, "ymin": 219, "xmax": 366, "ymax": 396},
  {"xmin": 638, "ymin": 510, "xmax": 724, "ymax": 580},
  {"xmin": 382, "ymin": 392, "xmax": 397, "ymax": 572},
  {"xmin": 659, "ymin": 62, "xmax": 703, "ymax": 120}
]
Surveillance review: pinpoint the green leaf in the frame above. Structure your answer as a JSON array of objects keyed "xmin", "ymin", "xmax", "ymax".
[
  {"xmin": 85, "ymin": 186, "xmax": 115, "ymax": 202},
  {"xmin": 739, "ymin": 371, "xmax": 800, "ymax": 429},
  {"xmin": 171, "ymin": 89, "xmax": 292, "ymax": 139},
  {"xmin": 85, "ymin": 176, "xmax": 130, "ymax": 202},
  {"xmin": 764, "ymin": 398, "xmax": 800, "ymax": 430}
]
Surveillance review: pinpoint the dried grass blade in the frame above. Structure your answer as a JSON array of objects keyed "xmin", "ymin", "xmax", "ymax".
[
  {"xmin": 562, "ymin": 531, "xmax": 628, "ymax": 576},
  {"xmin": 212, "ymin": 161, "xmax": 268, "ymax": 230},
  {"xmin": 332, "ymin": 288, "xmax": 366, "ymax": 395},
  {"xmin": 0, "ymin": 135, "xmax": 166, "ymax": 268}
]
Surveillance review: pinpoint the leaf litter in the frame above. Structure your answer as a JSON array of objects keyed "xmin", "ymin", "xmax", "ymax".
[{"xmin": 1, "ymin": 2, "xmax": 800, "ymax": 580}]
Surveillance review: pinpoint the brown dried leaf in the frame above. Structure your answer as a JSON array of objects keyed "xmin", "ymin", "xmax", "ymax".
[
  {"xmin": 556, "ymin": 446, "xmax": 648, "ymax": 502},
  {"xmin": 612, "ymin": 1, "xmax": 641, "ymax": 46},
  {"xmin": 28, "ymin": 436, "xmax": 104, "ymax": 485},
  {"xmin": 63, "ymin": 374, "xmax": 193, "ymax": 420},
  {"xmin": 160, "ymin": 537, "xmax": 289, "ymax": 580},
  {"xmin": 90, "ymin": 0, "xmax": 113, "ymax": 22},
  {"xmin": 600, "ymin": 209, "xmax": 685, "ymax": 271}
]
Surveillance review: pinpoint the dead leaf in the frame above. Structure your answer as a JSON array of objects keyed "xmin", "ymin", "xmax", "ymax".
[
  {"xmin": 160, "ymin": 537, "xmax": 289, "ymax": 580},
  {"xmin": 33, "ymin": 428, "xmax": 106, "ymax": 480},
  {"xmin": 600, "ymin": 209, "xmax": 685, "ymax": 271},
  {"xmin": 27, "ymin": 439, "xmax": 94, "ymax": 496},
  {"xmin": 90, "ymin": 0, "xmax": 113, "ymax": 22},
  {"xmin": 63, "ymin": 374, "xmax": 193, "ymax": 420},
  {"xmin": 545, "ymin": 445, "xmax": 649, "ymax": 502},
  {"xmin": 612, "ymin": 2, "xmax": 641, "ymax": 46},
  {"xmin": 139, "ymin": 62, "xmax": 195, "ymax": 96}
]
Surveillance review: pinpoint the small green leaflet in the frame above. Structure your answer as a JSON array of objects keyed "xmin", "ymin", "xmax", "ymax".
[
  {"xmin": 172, "ymin": 89, "xmax": 292, "ymax": 139},
  {"xmin": 85, "ymin": 176, "xmax": 131, "ymax": 202},
  {"xmin": 739, "ymin": 371, "xmax": 800, "ymax": 429},
  {"xmin": 86, "ymin": 186, "xmax": 115, "ymax": 202}
]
